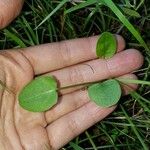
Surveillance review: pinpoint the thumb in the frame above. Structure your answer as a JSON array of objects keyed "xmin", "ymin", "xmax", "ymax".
[{"xmin": 0, "ymin": 0, "xmax": 24, "ymax": 29}]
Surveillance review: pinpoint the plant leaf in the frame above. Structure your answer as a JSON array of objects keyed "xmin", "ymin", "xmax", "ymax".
[
  {"xmin": 19, "ymin": 76, "xmax": 58, "ymax": 112},
  {"xmin": 4, "ymin": 29, "xmax": 26, "ymax": 48},
  {"xmin": 88, "ymin": 79, "xmax": 121, "ymax": 107},
  {"xmin": 122, "ymin": 7, "xmax": 141, "ymax": 18},
  {"xmin": 96, "ymin": 32, "xmax": 117, "ymax": 58}
]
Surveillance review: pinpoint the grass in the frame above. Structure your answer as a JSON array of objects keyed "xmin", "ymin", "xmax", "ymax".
[{"xmin": 0, "ymin": 0, "xmax": 150, "ymax": 149}]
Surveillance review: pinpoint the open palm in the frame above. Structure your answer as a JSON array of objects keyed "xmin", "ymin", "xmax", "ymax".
[{"xmin": 0, "ymin": 1, "xmax": 143, "ymax": 150}]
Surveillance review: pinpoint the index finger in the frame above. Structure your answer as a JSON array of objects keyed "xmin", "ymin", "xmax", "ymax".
[{"xmin": 20, "ymin": 35, "xmax": 125, "ymax": 75}]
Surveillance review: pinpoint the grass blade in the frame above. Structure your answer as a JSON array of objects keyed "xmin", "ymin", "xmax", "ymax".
[
  {"xmin": 36, "ymin": 0, "xmax": 69, "ymax": 29},
  {"xmin": 131, "ymin": 92, "xmax": 150, "ymax": 113},
  {"xmin": 4, "ymin": 29, "xmax": 26, "ymax": 48},
  {"xmin": 101, "ymin": 0, "xmax": 149, "ymax": 53},
  {"xmin": 121, "ymin": 105, "xmax": 149, "ymax": 150},
  {"xmin": 85, "ymin": 131, "xmax": 98, "ymax": 150}
]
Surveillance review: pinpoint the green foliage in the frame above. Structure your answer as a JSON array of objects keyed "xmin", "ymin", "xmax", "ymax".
[
  {"xmin": 88, "ymin": 79, "xmax": 121, "ymax": 107},
  {"xmin": 65, "ymin": 0, "xmax": 149, "ymax": 53},
  {"xmin": 101, "ymin": 0, "xmax": 149, "ymax": 53},
  {"xmin": 96, "ymin": 32, "xmax": 117, "ymax": 58},
  {"xmin": 36, "ymin": 0, "xmax": 69, "ymax": 29},
  {"xmin": 122, "ymin": 7, "xmax": 141, "ymax": 18},
  {"xmin": 4, "ymin": 29, "xmax": 26, "ymax": 48},
  {"xmin": 0, "ymin": 0, "xmax": 149, "ymax": 149},
  {"xmin": 19, "ymin": 76, "xmax": 58, "ymax": 112}
]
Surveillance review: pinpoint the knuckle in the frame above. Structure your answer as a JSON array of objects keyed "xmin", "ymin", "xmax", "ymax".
[
  {"xmin": 105, "ymin": 59, "xmax": 113, "ymax": 78},
  {"xmin": 59, "ymin": 41, "xmax": 72, "ymax": 66},
  {"xmin": 67, "ymin": 117, "xmax": 79, "ymax": 136},
  {"xmin": 68, "ymin": 66, "xmax": 85, "ymax": 84},
  {"xmin": 87, "ymin": 36, "xmax": 94, "ymax": 51}
]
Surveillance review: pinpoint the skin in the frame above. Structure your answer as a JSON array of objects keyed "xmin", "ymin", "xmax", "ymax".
[{"xmin": 0, "ymin": 1, "xmax": 144, "ymax": 150}]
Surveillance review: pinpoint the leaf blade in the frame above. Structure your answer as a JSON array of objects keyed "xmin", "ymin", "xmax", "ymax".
[
  {"xmin": 96, "ymin": 32, "xmax": 117, "ymax": 59},
  {"xmin": 19, "ymin": 76, "xmax": 58, "ymax": 112},
  {"xmin": 122, "ymin": 7, "xmax": 141, "ymax": 18},
  {"xmin": 4, "ymin": 29, "xmax": 26, "ymax": 48},
  {"xmin": 36, "ymin": 0, "xmax": 69, "ymax": 29},
  {"xmin": 88, "ymin": 79, "xmax": 121, "ymax": 107}
]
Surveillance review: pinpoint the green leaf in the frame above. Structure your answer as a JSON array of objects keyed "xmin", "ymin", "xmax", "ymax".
[
  {"xmin": 88, "ymin": 79, "xmax": 121, "ymax": 107},
  {"xmin": 19, "ymin": 76, "xmax": 58, "ymax": 112},
  {"xmin": 4, "ymin": 29, "xmax": 26, "ymax": 48},
  {"xmin": 122, "ymin": 7, "xmax": 141, "ymax": 18},
  {"xmin": 96, "ymin": 32, "xmax": 117, "ymax": 59}
]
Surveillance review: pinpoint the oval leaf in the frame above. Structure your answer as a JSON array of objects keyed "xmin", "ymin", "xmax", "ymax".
[
  {"xmin": 19, "ymin": 76, "xmax": 58, "ymax": 112},
  {"xmin": 122, "ymin": 7, "xmax": 141, "ymax": 18},
  {"xmin": 88, "ymin": 79, "xmax": 121, "ymax": 107},
  {"xmin": 96, "ymin": 32, "xmax": 117, "ymax": 59}
]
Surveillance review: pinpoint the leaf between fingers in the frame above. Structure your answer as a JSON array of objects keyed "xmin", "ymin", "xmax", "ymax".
[{"xmin": 88, "ymin": 79, "xmax": 121, "ymax": 107}]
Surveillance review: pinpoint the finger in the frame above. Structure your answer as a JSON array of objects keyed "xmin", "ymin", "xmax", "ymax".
[
  {"xmin": 20, "ymin": 35, "xmax": 125, "ymax": 75},
  {"xmin": 46, "ymin": 49, "xmax": 143, "ymax": 94},
  {"xmin": 45, "ymin": 74, "xmax": 138, "ymax": 124},
  {"xmin": 46, "ymin": 102, "xmax": 115, "ymax": 149},
  {"xmin": 0, "ymin": 0, "xmax": 24, "ymax": 29}
]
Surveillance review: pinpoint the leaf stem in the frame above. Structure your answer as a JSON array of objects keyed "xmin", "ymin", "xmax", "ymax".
[
  {"xmin": 57, "ymin": 80, "xmax": 101, "ymax": 91},
  {"xmin": 117, "ymin": 78, "xmax": 150, "ymax": 85},
  {"xmin": 57, "ymin": 78, "xmax": 150, "ymax": 91}
]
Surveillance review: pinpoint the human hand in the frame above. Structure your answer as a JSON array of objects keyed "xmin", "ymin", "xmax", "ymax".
[{"xmin": 0, "ymin": 1, "xmax": 143, "ymax": 150}]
